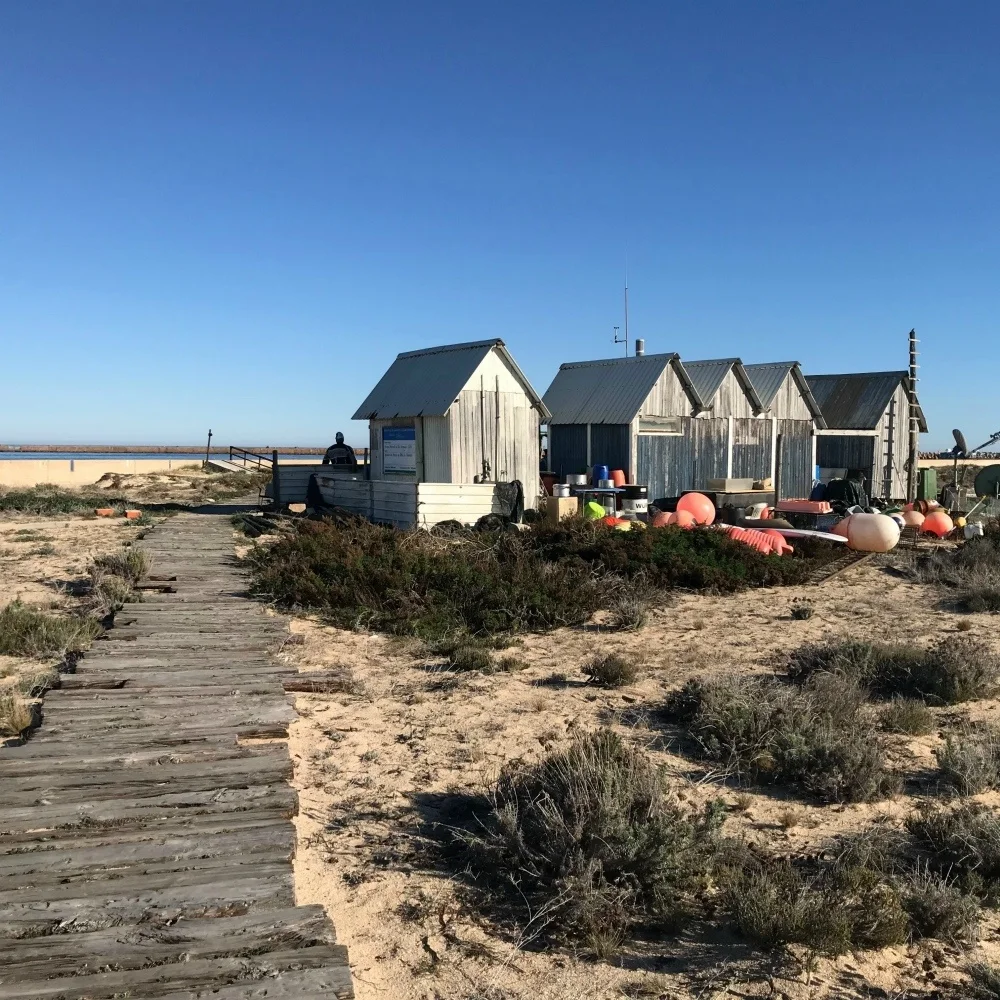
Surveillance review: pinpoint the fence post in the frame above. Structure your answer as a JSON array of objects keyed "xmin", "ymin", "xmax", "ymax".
[
  {"xmin": 272, "ymin": 449, "xmax": 281, "ymax": 507},
  {"xmin": 204, "ymin": 429, "xmax": 213, "ymax": 469}
]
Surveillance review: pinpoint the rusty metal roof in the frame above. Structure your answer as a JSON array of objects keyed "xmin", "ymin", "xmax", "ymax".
[
  {"xmin": 744, "ymin": 361, "xmax": 827, "ymax": 426},
  {"xmin": 352, "ymin": 339, "xmax": 549, "ymax": 420},
  {"xmin": 805, "ymin": 371, "xmax": 927, "ymax": 432},
  {"xmin": 682, "ymin": 358, "xmax": 764, "ymax": 413},
  {"xmin": 542, "ymin": 353, "xmax": 703, "ymax": 424}
]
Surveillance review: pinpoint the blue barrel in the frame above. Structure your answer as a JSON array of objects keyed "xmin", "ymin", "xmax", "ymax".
[{"xmin": 592, "ymin": 464, "xmax": 609, "ymax": 486}]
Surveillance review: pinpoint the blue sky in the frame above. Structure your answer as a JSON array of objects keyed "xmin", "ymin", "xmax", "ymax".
[{"xmin": 1, "ymin": 2, "xmax": 997, "ymax": 449}]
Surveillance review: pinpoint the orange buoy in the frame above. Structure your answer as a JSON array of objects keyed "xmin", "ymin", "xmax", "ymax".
[
  {"xmin": 610, "ymin": 469, "xmax": 626, "ymax": 488},
  {"xmin": 673, "ymin": 509, "xmax": 697, "ymax": 529},
  {"xmin": 902, "ymin": 509, "xmax": 925, "ymax": 528},
  {"xmin": 676, "ymin": 492, "xmax": 715, "ymax": 526},
  {"xmin": 922, "ymin": 511, "xmax": 954, "ymax": 538}
]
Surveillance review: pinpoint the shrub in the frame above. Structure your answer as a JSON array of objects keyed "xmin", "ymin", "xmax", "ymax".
[
  {"xmin": 583, "ymin": 653, "xmax": 640, "ymax": 688},
  {"xmin": 899, "ymin": 867, "xmax": 980, "ymax": 944},
  {"xmin": 89, "ymin": 573, "xmax": 135, "ymax": 617},
  {"xmin": 790, "ymin": 603, "xmax": 814, "ymax": 620},
  {"xmin": 456, "ymin": 730, "xmax": 723, "ymax": 945},
  {"xmin": 665, "ymin": 673, "xmax": 898, "ymax": 803},
  {"xmin": 723, "ymin": 852, "xmax": 908, "ymax": 955},
  {"xmin": 0, "ymin": 691, "xmax": 35, "ymax": 738},
  {"xmin": 895, "ymin": 529, "xmax": 1000, "ymax": 615},
  {"xmin": 786, "ymin": 636, "xmax": 999, "ymax": 705},
  {"xmin": 448, "ymin": 645, "xmax": 494, "ymax": 673},
  {"xmin": 880, "ymin": 697, "xmax": 935, "ymax": 736},
  {"xmin": 907, "ymin": 802, "xmax": 1000, "ymax": 898},
  {"xmin": 0, "ymin": 601, "xmax": 101, "ymax": 658},
  {"xmin": 935, "ymin": 723, "xmax": 1000, "ymax": 795},
  {"xmin": 966, "ymin": 963, "xmax": 1000, "ymax": 999},
  {"xmin": 92, "ymin": 548, "xmax": 150, "ymax": 585},
  {"xmin": 0, "ymin": 486, "xmax": 127, "ymax": 516},
  {"xmin": 605, "ymin": 587, "xmax": 648, "ymax": 631}
]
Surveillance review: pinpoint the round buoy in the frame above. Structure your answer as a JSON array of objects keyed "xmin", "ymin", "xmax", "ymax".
[
  {"xmin": 902, "ymin": 509, "xmax": 925, "ymax": 528},
  {"xmin": 847, "ymin": 513, "xmax": 901, "ymax": 553},
  {"xmin": 922, "ymin": 511, "xmax": 954, "ymax": 538},
  {"xmin": 955, "ymin": 516, "xmax": 968, "ymax": 529},
  {"xmin": 831, "ymin": 516, "xmax": 852, "ymax": 538},
  {"xmin": 673, "ymin": 509, "xmax": 697, "ymax": 529},
  {"xmin": 676, "ymin": 492, "xmax": 715, "ymax": 525},
  {"xmin": 650, "ymin": 511, "xmax": 673, "ymax": 528}
]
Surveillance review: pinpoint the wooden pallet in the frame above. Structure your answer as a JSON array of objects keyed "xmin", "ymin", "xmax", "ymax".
[{"xmin": 0, "ymin": 513, "xmax": 353, "ymax": 999}]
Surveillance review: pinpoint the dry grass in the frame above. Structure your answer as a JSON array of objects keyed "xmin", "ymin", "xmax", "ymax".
[
  {"xmin": 0, "ymin": 601, "xmax": 101, "ymax": 658},
  {"xmin": 0, "ymin": 691, "xmax": 35, "ymax": 738}
]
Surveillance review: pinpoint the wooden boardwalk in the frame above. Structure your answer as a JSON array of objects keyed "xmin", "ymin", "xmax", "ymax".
[{"xmin": 0, "ymin": 512, "xmax": 353, "ymax": 999}]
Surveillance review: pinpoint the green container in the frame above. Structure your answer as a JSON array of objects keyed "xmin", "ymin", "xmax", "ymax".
[{"xmin": 917, "ymin": 467, "xmax": 937, "ymax": 502}]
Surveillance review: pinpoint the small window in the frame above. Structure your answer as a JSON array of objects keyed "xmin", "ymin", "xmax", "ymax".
[{"xmin": 638, "ymin": 416, "xmax": 682, "ymax": 435}]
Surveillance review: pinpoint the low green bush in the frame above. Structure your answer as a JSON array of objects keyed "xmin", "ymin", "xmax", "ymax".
[
  {"xmin": 907, "ymin": 802, "xmax": 1000, "ymax": 899},
  {"xmin": 880, "ymin": 697, "xmax": 935, "ymax": 735},
  {"xmin": 665, "ymin": 672, "xmax": 899, "ymax": 803},
  {"xmin": 0, "ymin": 601, "xmax": 101, "ymax": 658},
  {"xmin": 786, "ymin": 635, "xmax": 999, "ymax": 705},
  {"xmin": 0, "ymin": 486, "xmax": 127, "ymax": 516},
  {"xmin": 583, "ymin": 652, "xmax": 640, "ymax": 688},
  {"xmin": 900, "ymin": 867, "xmax": 980, "ymax": 944},
  {"xmin": 92, "ymin": 547, "xmax": 150, "ymax": 585},
  {"xmin": 455, "ymin": 730, "xmax": 723, "ymax": 948},
  {"xmin": 936, "ymin": 723, "xmax": 1000, "ymax": 795},
  {"xmin": 965, "ymin": 962, "xmax": 1000, "ymax": 999}
]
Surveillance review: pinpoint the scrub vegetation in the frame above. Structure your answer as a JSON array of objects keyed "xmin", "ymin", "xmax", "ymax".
[{"xmin": 246, "ymin": 515, "xmax": 844, "ymax": 643}]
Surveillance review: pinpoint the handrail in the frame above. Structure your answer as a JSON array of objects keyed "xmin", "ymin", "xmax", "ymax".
[{"xmin": 229, "ymin": 446, "xmax": 274, "ymax": 471}]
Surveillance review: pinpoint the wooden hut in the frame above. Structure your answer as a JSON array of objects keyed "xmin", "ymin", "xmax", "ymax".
[
  {"xmin": 743, "ymin": 362, "xmax": 827, "ymax": 499},
  {"xmin": 805, "ymin": 371, "xmax": 927, "ymax": 501},
  {"xmin": 542, "ymin": 352, "xmax": 735, "ymax": 498},
  {"xmin": 352, "ymin": 338, "xmax": 549, "ymax": 495}
]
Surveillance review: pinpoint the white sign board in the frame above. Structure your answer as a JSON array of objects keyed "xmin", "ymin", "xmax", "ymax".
[{"xmin": 382, "ymin": 426, "xmax": 416, "ymax": 473}]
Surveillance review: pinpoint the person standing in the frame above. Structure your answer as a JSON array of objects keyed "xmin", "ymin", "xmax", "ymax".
[{"xmin": 322, "ymin": 432, "xmax": 358, "ymax": 470}]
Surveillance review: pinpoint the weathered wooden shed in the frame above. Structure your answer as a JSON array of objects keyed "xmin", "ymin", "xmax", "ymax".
[
  {"xmin": 352, "ymin": 339, "xmax": 549, "ymax": 500},
  {"xmin": 743, "ymin": 362, "xmax": 827, "ymax": 499},
  {"xmin": 542, "ymin": 352, "xmax": 746, "ymax": 498},
  {"xmin": 805, "ymin": 371, "xmax": 927, "ymax": 500}
]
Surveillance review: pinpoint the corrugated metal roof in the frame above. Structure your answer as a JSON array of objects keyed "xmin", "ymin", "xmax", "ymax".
[
  {"xmin": 805, "ymin": 371, "xmax": 927, "ymax": 432},
  {"xmin": 352, "ymin": 339, "xmax": 549, "ymax": 420},
  {"xmin": 744, "ymin": 362, "xmax": 796, "ymax": 407},
  {"xmin": 683, "ymin": 358, "xmax": 764, "ymax": 413},
  {"xmin": 744, "ymin": 361, "xmax": 827, "ymax": 426},
  {"xmin": 542, "ymin": 353, "xmax": 686, "ymax": 424}
]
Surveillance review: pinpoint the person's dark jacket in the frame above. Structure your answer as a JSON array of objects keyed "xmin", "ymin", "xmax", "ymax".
[{"xmin": 322, "ymin": 443, "xmax": 358, "ymax": 470}]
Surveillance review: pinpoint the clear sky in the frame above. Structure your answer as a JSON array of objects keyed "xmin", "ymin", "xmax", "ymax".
[{"xmin": 1, "ymin": 2, "xmax": 997, "ymax": 449}]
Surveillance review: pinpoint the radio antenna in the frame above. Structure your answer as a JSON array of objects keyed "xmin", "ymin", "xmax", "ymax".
[{"xmin": 613, "ymin": 254, "xmax": 629, "ymax": 356}]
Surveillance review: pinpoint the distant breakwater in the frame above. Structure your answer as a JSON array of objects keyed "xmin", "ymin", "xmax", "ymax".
[{"xmin": 0, "ymin": 445, "xmax": 326, "ymax": 455}]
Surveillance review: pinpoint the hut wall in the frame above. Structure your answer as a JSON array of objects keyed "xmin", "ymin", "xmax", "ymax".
[
  {"xmin": 638, "ymin": 362, "xmax": 693, "ymax": 417},
  {"xmin": 771, "ymin": 373, "xmax": 814, "ymax": 420},
  {"xmin": 713, "ymin": 370, "xmax": 757, "ymax": 418},
  {"xmin": 776, "ymin": 419, "xmax": 814, "ymax": 499},
  {"xmin": 732, "ymin": 418, "xmax": 772, "ymax": 481},
  {"xmin": 876, "ymin": 381, "xmax": 912, "ymax": 500},
  {"xmin": 816, "ymin": 435, "xmax": 878, "ymax": 489},
  {"xmin": 590, "ymin": 424, "xmax": 631, "ymax": 479},
  {"xmin": 448, "ymin": 388, "xmax": 540, "ymax": 501},
  {"xmin": 548, "ymin": 425, "xmax": 588, "ymax": 478},
  {"xmin": 368, "ymin": 416, "xmax": 450, "ymax": 483},
  {"xmin": 637, "ymin": 416, "xmax": 729, "ymax": 501}
]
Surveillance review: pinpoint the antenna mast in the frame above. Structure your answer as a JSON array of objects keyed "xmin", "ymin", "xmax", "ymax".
[{"xmin": 613, "ymin": 256, "xmax": 629, "ymax": 357}]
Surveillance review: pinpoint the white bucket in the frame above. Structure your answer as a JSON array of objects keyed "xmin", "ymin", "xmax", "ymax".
[
  {"xmin": 566, "ymin": 474, "xmax": 588, "ymax": 486},
  {"xmin": 553, "ymin": 484, "xmax": 570, "ymax": 498}
]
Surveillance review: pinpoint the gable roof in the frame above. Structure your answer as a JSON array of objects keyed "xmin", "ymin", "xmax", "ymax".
[
  {"xmin": 682, "ymin": 358, "xmax": 764, "ymax": 413},
  {"xmin": 805, "ymin": 371, "xmax": 927, "ymax": 432},
  {"xmin": 542, "ymin": 353, "xmax": 703, "ymax": 425},
  {"xmin": 352, "ymin": 339, "xmax": 549, "ymax": 420},
  {"xmin": 744, "ymin": 361, "xmax": 827, "ymax": 427}
]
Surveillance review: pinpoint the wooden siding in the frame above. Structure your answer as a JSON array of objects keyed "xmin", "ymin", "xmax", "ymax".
[
  {"xmin": 816, "ymin": 436, "xmax": 878, "ymax": 488},
  {"xmin": 313, "ymin": 474, "xmax": 504, "ymax": 528},
  {"xmin": 272, "ymin": 463, "xmax": 359, "ymax": 504},
  {"xmin": 548, "ymin": 425, "xmax": 588, "ymax": 478},
  {"xmin": 638, "ymin": 362, "xmax": 693, "ymax": 417},
  {"xmin": 769, "ymin": 372, "xmax": 814, "ymax": 421},
  {"xmin": 711, "ymin": 370, "xmax": 757, "ymax": 418},
  {"xmin": 637, "ymin": 416, "xmax": 729, "ymax": 500},
  {"xmin": 777, "ymin": 419, "xmax": 814, "ymax": 499},
  {"xmin": 732, "ymin": 418, "xmax": 771, "ymax": 480},
  {"xmin": 590, "ymin": 424, "xmax": 631, "ymax": 479},
  {"xmin": 448, "ymin": 388, "xmax": 540, "ymax": 502}
]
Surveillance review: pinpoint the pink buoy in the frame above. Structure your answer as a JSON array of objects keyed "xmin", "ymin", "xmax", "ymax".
[
  {"xmin": 677, "ymin": 492, "xmax": 716, "ymax": 526},
  {"xmin": 846, "ymin": 513, "xmax": 901, "ymax": 553},
  {"xmin": 650, "ymin": 511, "xmax": 673, "ymax": 528},
  {"xmin": 902, "ymin": 510, "xmax": 925, "ymax": 529},
  {"xmin": 673, "ymin": 509, "xmax": 697, "ymax": 529},
  {"xmin": 831, "ymin": 516, "xmax": 852, "ymax": 538}
]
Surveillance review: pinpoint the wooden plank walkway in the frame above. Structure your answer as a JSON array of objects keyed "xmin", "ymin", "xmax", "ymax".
[{"xmin": 0, "ymin": 511, "xmax": 354, "ymax": 999}]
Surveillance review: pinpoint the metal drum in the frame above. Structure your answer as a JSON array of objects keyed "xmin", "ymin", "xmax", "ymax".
[{"xmin": 622, "ymin": 484, "xmax": 648, "ymax": 518}]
